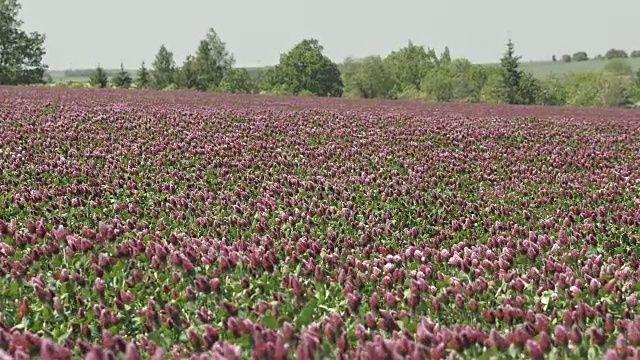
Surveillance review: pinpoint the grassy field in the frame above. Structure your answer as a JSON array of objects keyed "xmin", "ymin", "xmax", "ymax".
[
  {"xmin": 519, "ymin": 57, "xmax": 640, "ymax": 77},
  {"xmin": 46, "ymin": 57, "xmax": 640, "ymax": 83}
]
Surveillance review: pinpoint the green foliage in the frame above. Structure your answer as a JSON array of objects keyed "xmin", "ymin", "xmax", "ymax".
[
  {"xmin": 498, "ymin": 38, "xmax": 532, "ymax": 105},
  {"xmin": 572, "ymin": 51, "xmax": 589, "ymax": 62},
  {"xmin": 518, "ymin": 71, "xmax": 540, "ymax": 105},
  {"xmin": 341, "ymin": 56, "xmax": 394, "ymax": 99},
  {"xmin": 628, "ymin": 68, "xmax": 640, "ymax": 104},
  {"xmin": 0, "ymin": 0, "xmax": 48, "ymax": 85},
  {"xmin": 297, "ymin": 89, "xmax": 316, "ymax": 97},
  {"xmin": 385, "ymin": 41, "xmax": 437, "ymax": 95},
  {"xmin": 631, "ymin": 50, "xmax": 640, "ymax": 58},
  {"xmin": 605, "ymin": 48, "xmax": 628, "ymax": 59},
  {"xmin": 603, "ymin": 59, "xmax": 633, "ymax": 76},
  {"xmin": 479, "ymin": 68, "xmax": 504, "ymax": 104},
  {"xmin": 439, "ymin": 46, "xmax": 451, "ymax": 64},
  {"xmin": 560, "ymin": 72, "xmax": 632, "ymax": 107},
  {"xmin": 537, "ymin": 74, "xmax": 568, "ymax": 106},
  {"xmin": 89, "ymin": 65, "xmax": 109, "ymax": 88},
  {"xmin": 498, "ymin": 38, "xmax": 522, "ymax": 104},
  {"xmin": 421, "ymin": 65, "xmax": 454, "ymax": 102},
  {"xmin": 219, "ymin": 68, "xmax": 254, "ymax": 94},
  {"xmin": 261, "ymin": 83, "xmax": 294, "ymax": 96},
  {"xmin": 267, "ymin": 39, "xmax": 343, "ymax": 97},
  {"xmin": 600, "ymin": 75, "xmax": 632, "ymax": 107},
  {"xmin": 151, "ymin": 45, "xmax": 176, "ymax": 89},
  {"xmin": 175, "ymin": 56, "xmax": 199, "ymax": 90},
  {"xmin": 111, "ymin": 62, "xmax": 132, "ymax": 89},
  {"xmin": 118, "ymin": 34, "xmax": 638, "ymax": 108},
  {"xmin": 135, "ymin": 62, "xmax": 151, "ymax": 89},
  {"xmin": 189, "ymin": 28, "xmax": 235, "ymax": 91},
  {"xmin": 563, "ymin": 72, "xmax": 602, "ymax": 107},
  {"xmin": 395, "ymin": 87, "xmax": 426, "ymax": 100},
  {"xmin": 448, "ymin": 59, "xmax": 488, "ymax": 103}
]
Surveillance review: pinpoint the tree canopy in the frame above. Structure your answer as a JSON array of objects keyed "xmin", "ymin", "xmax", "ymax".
[
  {"xmin": 219, "ymin": 68, "xmax": 253, "ymax": 94},
  {"xmin": 190, "ymin": 28, "xmax": 235, "ymax": 91},
  {"xmin": 89, "ymin": 65, "xmax": 109, "ymax": 88},
  {"xmin": 500, "ymin": 39, "xmax": 538, "ymax": 105},
  {"xmin": 265, "ymin": 39, "xmax": 343, "ymax": 97},
  {"xmin": 135, "ymin": 62, "xmax": 151, "ymax": 88},
  {"xmin": 0, "ymin": 0, "xmax": 47, "ymax": 85},
  {"xmin": 341, "ymin": 56, "xmax": 393, "ymax": 99},
  {"xmin": 112, "ymin": 62, "xmax": 133, "ymax": 89},
  {"xmin": 151, "ymin": 45, "xmax": 176, "ymax": 89},
  {"xmin": 384, "ymin": 41, "xmax": 437, "ymax": 95}
]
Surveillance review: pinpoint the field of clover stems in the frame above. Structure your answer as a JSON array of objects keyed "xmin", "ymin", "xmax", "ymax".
[{"xmin": 0, "ymin": 87, "xmax": 640, "ymax": 360}]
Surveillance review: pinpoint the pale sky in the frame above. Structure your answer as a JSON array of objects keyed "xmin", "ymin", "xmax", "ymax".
[{"xmin": 19, "ymin": 0, "xmax": 638, "ymax": 70}]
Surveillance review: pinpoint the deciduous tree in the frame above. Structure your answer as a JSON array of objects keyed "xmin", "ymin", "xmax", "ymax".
[
  {"xmin": 341, "ymin": 56, "xmax": 393, "ymax": 99},
  {"xmin": 220, "ymin": 68, "xmax": 253, "ymax": 94},
  {"xmin": 0, "ymin": 0, "xmax": 48, "ymax": 85},
  {"xmin": 572, "ymin": 51, "xmax": 589, "ymax": 62},
  {"xmin": 605, "ymin": 48, "xmax": 628, "ymax": 59},
  {"xmin": 175, "ymin": 56, "xmax": 199, "ymax": 90},
  {"xmin": 267, "ymin": 39, "xmax": 343, "ymax": 97},
  {"xmin": 384, "ymin": 41, "xmax": 437, "ymax": 95}
]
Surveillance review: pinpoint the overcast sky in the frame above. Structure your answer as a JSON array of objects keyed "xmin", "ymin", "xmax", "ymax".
[{"xmin": 19, "ymin": 0, "xmax": 638, "ymax": 70}]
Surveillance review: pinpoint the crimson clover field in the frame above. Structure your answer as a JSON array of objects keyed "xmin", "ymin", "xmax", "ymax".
[{"xmin": 0, "ymin": 87, "xmax": 640, "ymax": 359}]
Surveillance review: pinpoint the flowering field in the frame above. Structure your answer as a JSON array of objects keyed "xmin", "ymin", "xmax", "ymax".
[{"xmin": 1, "ymin": 87, "xmax": 640, "ymax": 359}]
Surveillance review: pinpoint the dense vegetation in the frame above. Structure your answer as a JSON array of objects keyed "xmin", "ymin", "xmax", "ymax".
[
  {"xmin": 0, "ymin": 0, "xmax": 47, "ymax": 85},
  {"xmin": 76, "ymin": 37, "xmax": 640, "ymax": 108},
  {"xmin": 3, "ymin": 0, "xmax": 640, "ymax": 109}
]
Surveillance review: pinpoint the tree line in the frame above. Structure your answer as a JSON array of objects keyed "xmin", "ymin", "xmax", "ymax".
[
  {"xmin": 553, "ymin": 48, "xmax": 640, "ymax": 63},
  {"xmin": 2, "ymin": 0, "xmax": 640, "ymax": 108},
  {"xmin": 85, "ymin": 32, "xmax": 640, "ymax": 108},
  {"xmin": 89, "ymin": 31, "xmax": 344, "ymax": 98}
]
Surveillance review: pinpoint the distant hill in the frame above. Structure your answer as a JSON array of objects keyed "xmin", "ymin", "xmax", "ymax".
[
  {"xmin": 45, "ymin": 57, "xmax": 640, "ymax": 83},
  {"xmin": 517, "ymin": 57, "xmax": 640, "ymax": 77},
  {"xmin": 46, "ymin": 67, "xmax": 270, "ymax": 83},
  {"xmin": 47, "ymin": 69, "xmax": 138, "ymax": 83}
]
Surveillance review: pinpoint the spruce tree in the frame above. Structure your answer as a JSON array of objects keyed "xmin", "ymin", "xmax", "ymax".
[
  {"xmin": 112, "ymin": 62, "xmax": 132, "ymax": 89},
  {"xmin": 89, "ymin": 65, "xmax": 109, "ymax": 88},
  {"xmin": 499, "ymin": 38, "xmax": 523, "ymax": 104},
  {"xmin": 136, "ymin": 62, "xmax": 150, "ymax": 88}
]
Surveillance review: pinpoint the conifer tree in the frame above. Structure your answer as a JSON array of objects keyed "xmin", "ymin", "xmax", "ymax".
[
  {"xmin": 112, "ymin": 62, "xmax": 132, "ymax": 89},
  {"xmin": 499, "ymin": 38, "xmax": 524, "ymax": 104},
  {"xmin": 89, "ymin": 65, "xmax": 109, "ymax": 88},
  {"xmin": 151, "ymin": 45, "xmax": 176, "ymax": 89},
  {"xmin": 136, "ymin": 61, "xmax": 150, "ymax": 88}
]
